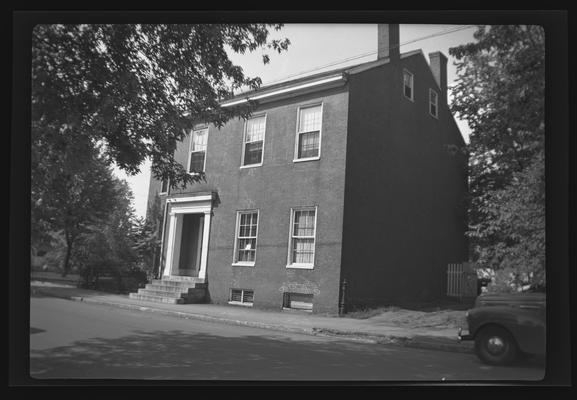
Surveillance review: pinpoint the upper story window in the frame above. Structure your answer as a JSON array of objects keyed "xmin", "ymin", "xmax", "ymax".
[
  {"xmin": 295, "ymin": 104, "xmax": 322, "ymax": 161},
  {"xmin": 233, "ymin": 210, "xmax": 259, "ymax": 266},
  {"xmin": 188, "ymin": 128, "xmax": 208, "ymax": 173},
  {"xmin": 429, "ymin": 89, "xmax": 438, "ymax": 118},
  {"xmin": 241, "ymin": 115, "xmax": 266, "ymax": 167},
  {"xmin": 287, "ymin": 207, "xmax": 317, "ymax": 269},
  {"xmin": 403, "ymin": 69, "xmax": 414, "ymax": 101},
  {"xmin": 160, "ymin": 178, "xmax": 169, "ymax": 194}
]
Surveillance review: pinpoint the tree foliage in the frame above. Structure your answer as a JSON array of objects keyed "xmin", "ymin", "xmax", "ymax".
[
  {"xmin": 31, "ymin": 130, "xmax": 120, "ymax": 276},
  {"xmin": 73, "ymin": 180, "xmax": 141, "ymax": 289},
  {"xmin": 32, "ymin": 24, "xmax": 290, "ymax": 188},
  {"xmin": 449, "ymin": 25, "xmax": 545, "ymax": 291}
]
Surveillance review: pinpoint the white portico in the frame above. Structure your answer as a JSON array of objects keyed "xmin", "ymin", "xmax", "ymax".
[{"xmin": 163, "ymin": 194, "xmax": 213, "ymax": 280}]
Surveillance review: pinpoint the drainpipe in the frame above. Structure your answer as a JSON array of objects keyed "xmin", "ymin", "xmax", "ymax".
[{"xmin": 339, "ymin": 278, "xmax": 348, "ymax": 316}]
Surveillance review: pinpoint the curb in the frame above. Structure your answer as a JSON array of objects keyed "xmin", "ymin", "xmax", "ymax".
[
  {"xmin": 312, "ymin": 328, "xmax": 474, "ymax": 354},
  {"xmin": 32, "ymin": 286, "xmax": 473, "ymax": 354}
]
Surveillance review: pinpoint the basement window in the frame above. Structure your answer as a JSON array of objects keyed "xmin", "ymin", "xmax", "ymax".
[
  {"xmin": 403, "ymin": 69, "xmax": 414, "ymax": 101},
  {"xmin": 283, "ymin": 292, "xmax": 313, "ymax": 312},
  {"xmin": 229, "ymin": 288, "xmax": 254, "ymax": 306}
]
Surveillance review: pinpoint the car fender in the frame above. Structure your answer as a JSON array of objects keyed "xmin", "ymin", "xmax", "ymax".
[{"xmin": 467, "ymin": 306, "xmax": 546, "ymax": 355}]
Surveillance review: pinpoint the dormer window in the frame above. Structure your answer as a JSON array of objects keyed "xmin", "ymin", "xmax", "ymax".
[
  {"xmin": 403, "ymin": 69, "xmax": 414, "ymax": 101},
  {"xmin": 429, "ymin": 89, "xmax": 438, "ymax": 118}
]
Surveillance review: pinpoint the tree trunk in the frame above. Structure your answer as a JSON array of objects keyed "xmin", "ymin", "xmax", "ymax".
[
  {"xmin": 61, "ymin": 230, "xmax": 74, "ymax": 277},
  {"xmin": 61, "ymin": 242, "xmax": 72, "ymax": 277}
]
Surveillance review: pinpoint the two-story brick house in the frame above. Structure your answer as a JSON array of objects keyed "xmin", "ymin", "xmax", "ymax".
[{"xmin": 131, "ymin": 24, "xmax": 468, "ymax": 314}]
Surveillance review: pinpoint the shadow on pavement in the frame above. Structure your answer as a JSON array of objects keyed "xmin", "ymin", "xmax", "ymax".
[
  {"xmin": 30, "ymin": 285, "xmax": 113, "ymax": 300},
  {"xmin": 29, "ymin": 329, "xmax": 545, "ymax": 381}
]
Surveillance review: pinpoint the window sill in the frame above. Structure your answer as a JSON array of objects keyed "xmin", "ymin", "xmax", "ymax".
[
  {"xmin": 232, "ymin": 262, "xmax": 255, "ymax": 267},
  {"xmin": 293, "ymin": 156, "xmax": 320, "ymax": 163},
  {"xmin": 228, "ymin": 301, "xmax": 253, "ymax": 307},
  {"xmin": 240, "ymin": 163, "xmax": 263, "ymax": 169},
  {"xmin": 282, "ymin": 307, "xmax": 312, "ymax": 313},
  {"xmin": 286, "ymin": 264, "xmax": 314, "ymax": 270}
]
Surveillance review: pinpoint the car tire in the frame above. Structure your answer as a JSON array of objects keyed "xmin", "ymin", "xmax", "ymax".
[{"xmin": 474, "ymin": 325, "xmax": 518, "ymax": 366}]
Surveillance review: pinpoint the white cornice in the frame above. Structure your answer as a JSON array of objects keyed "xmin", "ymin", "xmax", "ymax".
[{"xmin": 220, "ymin": 73, "xmax": 347, "ymax": 108}]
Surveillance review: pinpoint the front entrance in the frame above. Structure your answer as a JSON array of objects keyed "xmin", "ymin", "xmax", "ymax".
[
  {"xmin": 163, "ymin": 194, "xmax": 213, "ymax": 280},
  {"xmin": 177, "ymin": 214, "xmax": 204, "ymax": 277}
]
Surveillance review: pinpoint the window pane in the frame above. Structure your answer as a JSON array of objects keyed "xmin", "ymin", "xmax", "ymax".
[
  {"xmin": 231, "ymin": 289, "xmax": 242, "ymax": 302},
  {"xmin": 298, "ymin": 131, "xmax": 320, "ymax": 159},
  {"xmin": 298, "ymin": 105, "xmax": 322, "ymax": 133},
  {"xmin": 293, "ymin": 210, "xmax": 315, "ymax": 236},
  {"xmin": 160, "ymin": 179, "xmax": 168, "ymax": 193},
  {"xmin": 191, "ymin": 129, "xmax": 208, "ymax": 151},
  {"xmin": 246, "ymin": 116, "xmax": 266, "ymax": 142},
  {"xmin": 189, "ymin": 151, "xmax": 205, "ymax": 172},
  {"xmin": 293, "ymin": 238, "xmax": 315, "ymax": 264},
  {"xmin": 244, "ymin": 141, "xmax": 263, "ymax": 165},
  {"xmin": 242, "ymin": 290, "xmax": 254, "ymax": 304},
  {"xmin": 404, "ymin": 72, "xmax": 413, "ymax": 98}
]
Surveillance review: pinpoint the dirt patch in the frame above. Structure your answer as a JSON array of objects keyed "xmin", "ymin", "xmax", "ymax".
[
  {"xmin": 366, "ymin": 309, "xmax": 467, "ymax": 329},
  {"xmin": 345, "ymin": 300, "xmax": 471, "ymax": 329}
]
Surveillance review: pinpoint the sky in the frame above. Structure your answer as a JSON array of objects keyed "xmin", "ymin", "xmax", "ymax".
[{"xmin": 114, "ymin": 24, "xmax": 478, "ymax": 219}]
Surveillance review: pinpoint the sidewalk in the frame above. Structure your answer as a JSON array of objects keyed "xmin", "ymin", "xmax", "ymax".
[{"xmin": 30, "ymin": 279, "xmax": 474, "ymax": 354}]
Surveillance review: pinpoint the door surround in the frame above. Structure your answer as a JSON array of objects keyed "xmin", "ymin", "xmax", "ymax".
[{"xmin": 163, "ymin": 194, "xmax": 213, "ymax": 280}]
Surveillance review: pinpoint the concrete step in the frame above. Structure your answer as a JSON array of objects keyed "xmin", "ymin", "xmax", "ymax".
[
  {"xmin": 151, "ymin": 279, "xmax": 205, "ymax": 287},
  {"xmin": 157, "ymin": 276, "xmax": 206, "ymax": 283},
  {"xmin": 129, "ymin": 292, "xmax": 184, "ymax": 304},
  {"xmin": 146, "ymin": 282, "xmax": 207, "ymax": 292},
  {"xmin": 137, "ymin": 288, "xmax": 185, "ymax": 298}
]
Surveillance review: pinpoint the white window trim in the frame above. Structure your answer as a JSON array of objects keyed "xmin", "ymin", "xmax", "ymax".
[
  {"xmin": 286, "ymin": 206, "xmax": 318, "ymax": 270},
  {"xmin": 232, "ymin": 209, "xmax": 259, "ymax": 267},
  {"xmin": 293, "ymin": 103, "xmax": 323, "ymax": 162},
  {"xmin": 187, "ymin": 127, "xmax": 209, "ymax": 175},
  {"xmin": 429, "ymin": 88, "xmax": 439, "ymax": 119},
  {"xmin": 240, "ymin": 114, "xmax": 267, "ymax": 168},
  {"xmin": 403, "ymin": 69, "xmax": 414, "ymax": 102}
]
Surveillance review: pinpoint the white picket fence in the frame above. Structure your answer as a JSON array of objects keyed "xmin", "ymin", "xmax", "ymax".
[{"xmin": 447, "ymin": 262, "xmax": 478, "ymax": 299}]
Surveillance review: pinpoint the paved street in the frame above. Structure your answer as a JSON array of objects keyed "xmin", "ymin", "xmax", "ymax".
[{"xmin": 30, "ymin": 296, "xmax": 545, "ymax": 381}]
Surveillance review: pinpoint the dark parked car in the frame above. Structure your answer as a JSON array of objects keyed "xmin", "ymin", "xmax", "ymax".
[{"xmin": 458, "ymin": 289, "xmax": 546, "ymax": 366}]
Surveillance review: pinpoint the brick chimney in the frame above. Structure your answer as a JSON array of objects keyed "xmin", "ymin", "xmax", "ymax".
[
  {"xmin": 429, "ymin": 51, "xmax": 448, "ymax": 104},
  {"xmin": 377, "ymin": 24, "xmax": 400, "ymax": 61}
]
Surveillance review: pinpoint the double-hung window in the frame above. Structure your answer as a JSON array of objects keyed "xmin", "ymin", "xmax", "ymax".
[
  {"xmin": 295, "ymin": 104, "xmax": 322, "ymax": 161},
  {"xmin": 241, "ymin": 115, "xmax": 266, "ymax": 167},
  {"xmin": 287, "ymin": 207, "xmax": 317, "ymax": 268},
  {"xmin": 233, "ymin": 210, "xmax": 259, "ymax": 265},
  {"xmin": 188, "ymin": 128, "xmax": 208, "ymax": 173},
  {"xmin": 160, "ymin": 178, "xmax": 169, "ymax": 194},
  {"xmin": 403, "ymin": 69, "xmax": 414, "ymax": 101},
  {"xmin": 429, "ymin": 89, "xmax": 438, "ymax": 118}
]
